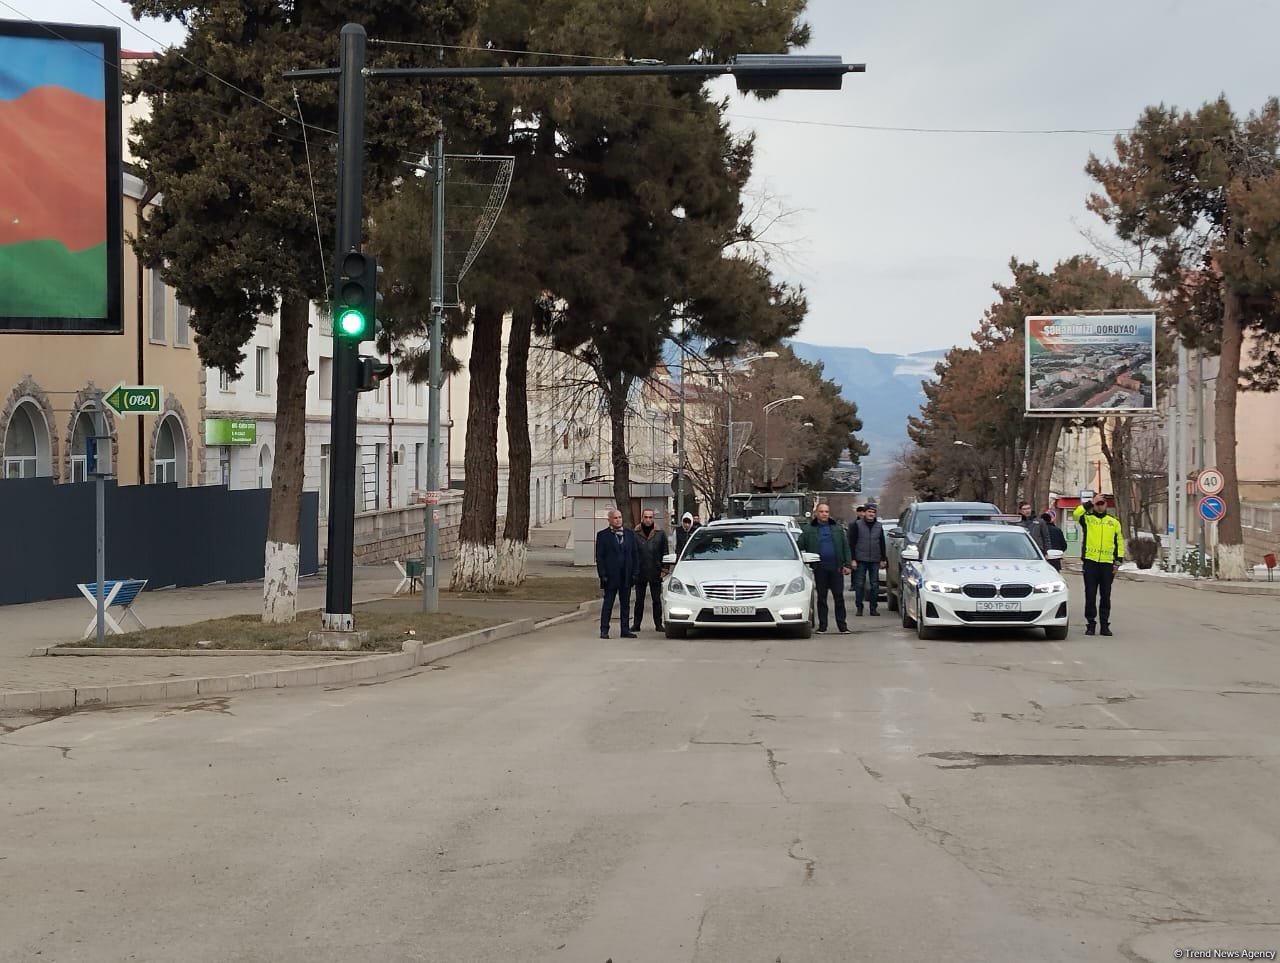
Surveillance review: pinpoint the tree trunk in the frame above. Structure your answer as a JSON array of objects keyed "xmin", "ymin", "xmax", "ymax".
[
  {"xmin": 1100, "ymin": 419, "xmax": 1134, "ymax": 536},
  {"xmin": 607, "ymin": 374, "xmax": 633, "ymax": 521},
  {"xmin": 498, "ymin": 304, "xmax": 532, "ymax": 585},
  {"xmin": 262, "ymin": 295, "xmax": 310, "ymax": 623},
  {"xmin": 1216, "ymin": 291, "xmax": 1248, "ymax": 580},
  {"xmin": 452, "ymin": 301, "xmax": 503, "ymax": 592}
]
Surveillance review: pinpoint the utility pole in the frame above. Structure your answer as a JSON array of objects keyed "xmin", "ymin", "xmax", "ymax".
[{"xmin": 421, "ymin": 129, "xmax": 445, "ymax": 612}]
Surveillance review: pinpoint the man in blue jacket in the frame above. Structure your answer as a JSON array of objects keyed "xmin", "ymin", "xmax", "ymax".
[{"xmin": 596, "ymin": 509, "xmax": 642, "ymax": 639}]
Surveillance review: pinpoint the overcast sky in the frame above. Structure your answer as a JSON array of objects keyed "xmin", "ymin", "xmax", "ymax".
[{"xmin": 22, "ymin": 0, "xmax": 1280, "ymax": 355}]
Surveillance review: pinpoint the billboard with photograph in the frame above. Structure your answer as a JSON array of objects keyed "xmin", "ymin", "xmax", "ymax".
[
  {"xmin": 1025, "ymin": 313, "xmax": 1156, "ymax": 415},
  {"xmin": 0, "ymin": 20, "xmax": 123, "ymax": 333}
]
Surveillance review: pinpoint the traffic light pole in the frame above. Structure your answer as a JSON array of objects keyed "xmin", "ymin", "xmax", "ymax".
[
  {"xmin": 422, "ymin": 130, "xmax": 445, "ymax": 612},
  {"xmin": 322, "ymin": 23, "xmax": 366, "ymax": 632}
]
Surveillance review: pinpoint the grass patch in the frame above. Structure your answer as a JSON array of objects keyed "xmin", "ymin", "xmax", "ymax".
[
  {"xmin": 62, "ymin": 607, "xmax": 500, "ymax": 652},
  {"xmin": 443, "ymin": 574, "xmax": 600, "ymax": 602}
]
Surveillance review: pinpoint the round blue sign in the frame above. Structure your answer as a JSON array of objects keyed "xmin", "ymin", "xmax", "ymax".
[{"xmin": 1197, "ymin": 495, "xmax": 1226, "ymax": 523}]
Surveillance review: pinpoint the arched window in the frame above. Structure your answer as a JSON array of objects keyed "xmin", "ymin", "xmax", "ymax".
[
  {"xmin": 69, "ymin": 405, "xmax": 98, "ymax": 482},
  {"xmin": 4, "ymin": 401, "xmax": 51, "ymax": 479},
  {"xmin": 258, "ymin": 445, "xmax": 273, "ymax": 489},
  {"xmin": 153, "ymin": 415, "xmax": 188, "ymax": 485}
]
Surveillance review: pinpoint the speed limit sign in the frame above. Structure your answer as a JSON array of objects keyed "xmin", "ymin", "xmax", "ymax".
[{"xmin": 1196, "ymin": 467, "xmax": 1225, "ymax": 496}]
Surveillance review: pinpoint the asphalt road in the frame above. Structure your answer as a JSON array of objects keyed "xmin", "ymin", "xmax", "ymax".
[{"xmin": 2, "ymin": 577, "xmax": 1278, "ymax": 963}]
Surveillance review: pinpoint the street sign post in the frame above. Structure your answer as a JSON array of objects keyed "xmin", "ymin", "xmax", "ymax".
[
  {"xmin": 1197, "ymin": 495, "xmax": 1226, "ymax": 523},
  {"xmin": 103, "ymin": 383, "xmax": 162, "ymax": 416},
  {"xmin": 1196, "ymin": 467, "xmax": 1225, "ymax": 496}
]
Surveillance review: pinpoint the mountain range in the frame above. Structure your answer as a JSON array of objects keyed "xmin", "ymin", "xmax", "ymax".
[{"xmin": 786, "ymin": 340, "xmax": 948, "ymax": 496}]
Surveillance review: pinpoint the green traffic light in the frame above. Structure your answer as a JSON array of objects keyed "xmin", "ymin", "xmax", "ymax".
[{"xmin": 337, "ymin": 307, "xmax": 367, "ymax": 337}]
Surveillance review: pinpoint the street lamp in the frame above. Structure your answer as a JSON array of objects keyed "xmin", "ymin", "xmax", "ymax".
[
  {"xmin": 724, "ymin": 351, "xmax": 778, "ymax": 508},
  {"xmin": 763, "ymin": 395, "xmax": 804, "ymax": 491}
]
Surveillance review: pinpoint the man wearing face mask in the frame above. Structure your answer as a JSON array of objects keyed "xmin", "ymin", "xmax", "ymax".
[
  {"xmin": 632, "ymin": 508, "xmax": 669, "ymax": 632},
  {"xmin": 1072, "ymin": 494, "xmax": 1125, "ymax": 637}
]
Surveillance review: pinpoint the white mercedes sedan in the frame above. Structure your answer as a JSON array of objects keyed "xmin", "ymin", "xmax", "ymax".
[
  {"xmin": 899, "ymin": 522, "xmax": 1069, "ymax": 640},
  {"xmin": 662, "ymin": 521, "xmax": 818, "ymax": 639}
]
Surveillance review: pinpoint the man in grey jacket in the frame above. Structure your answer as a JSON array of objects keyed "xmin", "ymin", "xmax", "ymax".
[
  {"xmin": 1018, "ymin": 501, "xmax": 1051, "ymax": 556},
  {"xmin": 848, "ymin": 504, "xmax": 887, "ymax": 616}
]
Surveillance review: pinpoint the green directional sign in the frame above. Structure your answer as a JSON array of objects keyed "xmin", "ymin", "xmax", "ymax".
[{"xmin": 103, "ymin": 383, "xmax": 162, "ymax": 416}]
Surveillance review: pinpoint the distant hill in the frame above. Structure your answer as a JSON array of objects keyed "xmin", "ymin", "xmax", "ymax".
[{"xmin": 786, "ymin": 341, "xmax": 948, "ymax": 497}]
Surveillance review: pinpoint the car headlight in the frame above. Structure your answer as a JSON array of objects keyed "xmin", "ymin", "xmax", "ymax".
[
  {"xmin": 1033, "ymin": 580, "xmax": 1067, "ymax": 594},
  {"xmin": 668, "ymin": 578, "xmax": 701, "ymax": 598},
  {"xmin": 923, "ymin": 579, "xmax": 962, "ymax": 594},
  {"xmin": 782, "ymin": 576, "xmax": 807, "ymax": 595}
]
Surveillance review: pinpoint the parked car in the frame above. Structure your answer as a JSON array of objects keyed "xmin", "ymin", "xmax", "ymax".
[
  {"xmin": 884, "ymin": 501, "xmax": 1001, "ymax": 612},
  {"xmin": 662, "ymin": 521, "xmax": 817, "ymax": 639},
  {"xmin": 712, "ymin": 514, "xmax": 803, "ymax": 540},
  {"xmin": 898, "ymin": 522, "xmax": 1069, "ymax": 640}
]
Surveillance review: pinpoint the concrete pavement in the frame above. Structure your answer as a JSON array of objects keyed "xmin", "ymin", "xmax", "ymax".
[{"xmin": 0, "ymin": 535, "xmax": 593, "ymax": 710}]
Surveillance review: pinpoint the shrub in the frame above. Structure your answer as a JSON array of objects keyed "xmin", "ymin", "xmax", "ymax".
[{"xmin": 1130, "ymin": 532, "xmax": 1159, "ymax": 569}]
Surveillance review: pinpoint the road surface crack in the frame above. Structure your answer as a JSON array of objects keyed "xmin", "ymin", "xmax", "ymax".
[
  {"xmin": 923, "ymin": 751, "xmax": 1241, "ymax": 769},
  {"xmin": 765, "ymin": 747, "xmax": 791, "ymax": 802},
  {"xmin": 787, "ymin": 838, "xmax": 816, "ymax": 883}
]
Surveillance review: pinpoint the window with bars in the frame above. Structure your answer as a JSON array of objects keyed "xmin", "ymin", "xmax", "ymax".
[
  {"xmin": 149, "ymin": 269, "xmax": 166, "ymax": 342},
  {"xmin": 255, "ymin": 346, "xmax": 270, "ymax": 394},
  {"xmin": 174, "ymin": 298, "xmax": 191, "ymax": 346}
]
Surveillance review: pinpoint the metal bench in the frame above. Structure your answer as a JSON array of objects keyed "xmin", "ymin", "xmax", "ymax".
[{"xmin": 76, "ymin": 579, "xmax": 148, "ymax": 638}]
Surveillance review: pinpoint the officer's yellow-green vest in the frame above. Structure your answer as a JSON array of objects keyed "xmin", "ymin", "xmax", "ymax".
[{"xmin": 1072, "ymin": 504, "xmax": 1126, "ymax": 564}]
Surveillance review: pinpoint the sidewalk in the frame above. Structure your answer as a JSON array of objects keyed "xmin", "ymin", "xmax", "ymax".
[
  {"xmin": 1, "ymin": 538, "xmax": 589, "ymax": 705},
  {"xmin": 1062, "ymin": 557, "xmax": 1280, "ymax": 595}
]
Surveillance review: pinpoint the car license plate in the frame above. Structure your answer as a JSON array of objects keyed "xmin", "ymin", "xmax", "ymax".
[
  {"xmin": 975, "ymin": 600, "xmax": 1021, "ymax": 612},
  {"xmin": 713, "ymin": 605, "xmax": 755, "ymax": 616}
]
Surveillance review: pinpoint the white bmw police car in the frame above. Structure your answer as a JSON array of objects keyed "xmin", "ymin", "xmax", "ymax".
[{"xmin": 899, "ymin": 522, "xmax": 1069, "ymax": 640}]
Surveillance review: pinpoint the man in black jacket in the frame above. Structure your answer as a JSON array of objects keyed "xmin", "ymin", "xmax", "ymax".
[
  {"xmin": 632, "ymin": 508, "xmax": 669, "ymax": 632},
  {"xmin": 849, "ymin": 504, "xmax": 887, "ymax": 616}
]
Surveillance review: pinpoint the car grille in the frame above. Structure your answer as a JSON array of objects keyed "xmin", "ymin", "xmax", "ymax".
[
  {"xmin": 696, "ymin": 608, "xmax": 772, "ymax": 623},
  {"xmin": 700, "ymin": 581, "xmax": 769, "ymax": 601},
  {"xmin": 955, "ymin": 610, "xmax": 1041, "ymax": 622},
  {"xmin": 961, "ymin": 583, "xmax": 1033, "ymax": 599}
]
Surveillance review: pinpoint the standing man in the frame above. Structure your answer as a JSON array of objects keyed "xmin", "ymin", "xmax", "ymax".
[
  {"xmin": 632, "ymin": 508, "xmax": 669, "ymax": 632},
  {"xmin": 798, "ymin": 502, "xmax": 852, "ymax": 634},
  {"xmin": 596, "ymin": 509, "xmax": 641, "ymax": 639},
  {"xmin": 1072, "ymin": 495, "xmax": 1125, "ymax": 636},
  {"xmin": 848, "ymin": 503, "xmax": 887, "ymax": 616},
  {"xmin": 675, "ymin": 512, "xmax": 696, "ymax": 555},
  {"xmin": 1017, "ymin": 501, "xmax": 1051, "ymax": 556},
  {"xmin": 1041, "ymin": 509, "xmax": 1067, "ymax": 571}
]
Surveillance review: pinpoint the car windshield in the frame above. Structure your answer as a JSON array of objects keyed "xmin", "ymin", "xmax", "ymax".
[
  {"xmin": 683, "ymin": 529, "xmax": 799, "ymax": 561},
  {"xmin": 927, "ymin": 531, "xmax": 1042, "ymax": 561}
]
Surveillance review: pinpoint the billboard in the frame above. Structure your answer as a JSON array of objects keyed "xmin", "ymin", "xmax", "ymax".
[
  {"xmin": 1025, "ymin": 313, "xmax": 1156, "ymax": 415},
  {"xmin": 0, "ymin": 21, "xmax": 123, "ymax": 333}
]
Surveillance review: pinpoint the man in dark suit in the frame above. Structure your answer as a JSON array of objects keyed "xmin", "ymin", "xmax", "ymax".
[{"xmin": 596, "ymin": 509, "xmax": 642, "ymax": 639}]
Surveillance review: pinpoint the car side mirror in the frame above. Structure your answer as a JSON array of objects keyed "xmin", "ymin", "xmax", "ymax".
[
  {"xmin": 889, "ymin": 527, "xmax": 905, "ymax": 539},
  {"xmin": 801, "ymin": 551, "xmax": 821, "ymax": 565},
  {"xmin": 900, "ymin": 545, "xmax": 920, "ymax": 561},
  {"xmin": 662, "ymin": 553, "xmax": 677, "ymax": 565},
  {"xmin": 1046, "ymin": 549, "xmax": 1064, "ymax": 560}
]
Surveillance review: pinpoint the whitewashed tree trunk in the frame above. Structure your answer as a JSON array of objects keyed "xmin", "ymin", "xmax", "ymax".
[
  {"xmin": 1218, "ymin": 542, "xmax": 1248, "ymax": 581},
  {"xmin": 496, "ymin": 537, "xmax": 528, "ymax": 585},
  {"xmin": 452, "ymin": 541, "xmax": 497, "ymax": 592},
  {"xmin": 262, "ymin": 540, "xmax": 299, "ymax": 623}
]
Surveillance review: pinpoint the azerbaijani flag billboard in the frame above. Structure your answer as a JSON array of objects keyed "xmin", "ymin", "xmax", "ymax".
[
  {"xmin": 0, "ymin": 21, "xmax": 122, "ymax": 333},
  {"xmin": 1025, "ymin": 313, "xmax": 1156, "ymax": 415}
]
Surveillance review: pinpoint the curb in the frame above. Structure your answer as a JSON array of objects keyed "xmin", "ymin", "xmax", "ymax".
[
  {"xmin": 1, "ymin": 602, "xmax": 597, "ymax": 716},
  {"xmin": 1062, "ymin": 561, "xmax": 1280, "ymax": 596}
]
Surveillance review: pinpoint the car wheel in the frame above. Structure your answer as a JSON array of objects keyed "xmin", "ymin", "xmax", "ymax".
[
  {"xmin": 915, "ymin": 596, "xmax": 937, "ymax": 640},
  {"xmin": 665, "ymin": 623, "xmax": 689, "ymax": 640},
  {"xmin": 901, "ymin": 589, "xmax": 916, "ymax": 628},
  {"xmin": 1044, "ymin": 624, "xmax": 1069, "ymax": 641}
]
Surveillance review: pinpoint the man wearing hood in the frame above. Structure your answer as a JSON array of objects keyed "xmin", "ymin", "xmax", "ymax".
[
  {"xmin": 632, "ymin": 508, "xmax": 669, "ymax": 632},
  {"xmin": 675, "ymin": 511, "xmax": 698, "ymax": 555}
]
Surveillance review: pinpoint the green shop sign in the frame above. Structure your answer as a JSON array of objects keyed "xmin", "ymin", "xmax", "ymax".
[{"xmin": 205, "ymin": 419, "xmax": 258, "ymax": 446}]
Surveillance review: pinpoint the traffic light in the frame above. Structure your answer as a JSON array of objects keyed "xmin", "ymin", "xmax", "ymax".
[
  {"xmin": 334, "ymin": 250, "xmax": 377, "ymax": 339},
  {"xmin": 357, "ymin": 356, "xmax": 394, "ymax": 392}
]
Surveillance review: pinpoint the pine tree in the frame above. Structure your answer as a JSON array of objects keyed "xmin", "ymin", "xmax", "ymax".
[
  {"xmin": 1087, "ymin": 97, "xmax": 1280, "ymax": 579},
  {"xmin": 127, "ymin": 0, "xmax": 483, "ymax": 620}
]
